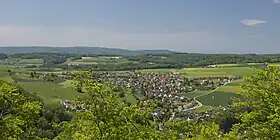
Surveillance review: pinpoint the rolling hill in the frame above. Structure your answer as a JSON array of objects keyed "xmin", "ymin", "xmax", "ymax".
[{"xmin": 0, "ymin": 46, "xmax": 177, "ymax": 55}]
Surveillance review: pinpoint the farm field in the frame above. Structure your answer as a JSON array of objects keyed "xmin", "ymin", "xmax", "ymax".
[
  {"xmin": 18, "ymin": 81, "xmax": 82, "ymax": 104},
  {"xmin": 18, "ymin": 59, "xmax": 44, "ymax": 64},
  {"xmin": 0, "ymin": 58, "xmax": 44, "ymax": 66},
  {"xmin": 184, "ymin": 90, "xmax": 209, "ymax": 99},
  {"xmin": 179, "ymin": 67, "xmax": 255, "ymax": 77},
  {"xmin": 139, "ymin": 66, "xmax": 256, "ymax": 77},
  {"xmin": 193, "ymin": 105, "xmax": 217, "ymax": 113},
  {"xmin": 0, "ymin": 70, "xmax": 14, "ymax": 83},
  {"xmin": 197, "ymin": 80, "xmax": 243, "ymax": 106},
  {"xmin": 67, "ymin": 56, "xmax": 138, "ymax": 65},
  {"xmin": 216, "ymin": 63, "xmax": 266, "ymax": 68}
]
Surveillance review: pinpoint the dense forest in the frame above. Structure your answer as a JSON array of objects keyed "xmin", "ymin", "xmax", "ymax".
[{"xmin": 1, "ymin": 66, "xmax": 280, "ymax": 139}]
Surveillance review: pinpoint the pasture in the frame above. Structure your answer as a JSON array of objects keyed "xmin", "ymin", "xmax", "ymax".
[
  {"xmin": 139, "ymin": 66, "xmax": 256, "ymax": 77},
  {"xmin": 197, "ymin": 80, "xmax": 243, "ymax": 106},
  {"xmin": 18, "ymin": 59, "xmax": 43, "ymax": 64},
  {"xmin": 18, "ymin": 81, "xmax": 82, "ymax": 104},
  {"xmin": 0, "ymin": 70, "xmax": 14, "ymax": 83},
  {"xmin": 0, "ymin": 58, "xmax": 43, "ymax": 66},
  {"xmin": 184, "ymin": 90, "xmax": 209, "ymax": 99},
  {"xmin": 179, "ymin": 67, "xmax": 255, "ymax": 77},
  {"xmin": 216, "ymin": 63, "xmax": 265, "ymax": 68},
  {"xmin": 67, "ymin": 56, "xmax": 137, "ymax": 65}
]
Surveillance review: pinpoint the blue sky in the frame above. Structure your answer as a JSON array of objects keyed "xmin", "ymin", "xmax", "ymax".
[{"xmin": 0, "ymin": 0, "xmax": 279, "ymax": 53}]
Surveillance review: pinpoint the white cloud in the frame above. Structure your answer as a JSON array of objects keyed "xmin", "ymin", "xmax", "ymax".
[
  {"xmin": 0, "ymin": 25, "xmax": 224, "ymax": 52},
  {"xmin": 274, "ymin": 0, "xmax": 280, "ymax": 4},
  {"xmin": 240, "ymin": 19, "xmax": 267, "ymax": 26}
]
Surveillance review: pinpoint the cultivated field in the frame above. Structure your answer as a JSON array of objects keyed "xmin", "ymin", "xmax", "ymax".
[
  {"xmin": 179, "ymin": 67, "xmax": 255, "ymax": 77},
  {"xmin": 67, "ymin": 56, "xmax": 137, "ymax": 65},
  {"xmin": 18, "ymin": 81, "xmax": 82, "ymax": 104},
  {"xmin": 139, "ymin": 66, "xmax": 256, "ymax": 77},
  {"xmin": 196, "ymin": 80, "xmax": 243, "ymax": 106}
]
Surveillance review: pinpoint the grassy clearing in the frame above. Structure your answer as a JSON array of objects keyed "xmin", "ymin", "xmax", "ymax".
[
  {"xmin": 215, "ymin": 86, "xmax": 241, "ymax": 93},
  {"xmin": 123, "ymin": 89, "xmax": 138, "ymax": 105},
  {"xmin": 0, "ymin": 76, "xmax": 14, "ymax": 83},
  {"xmin": 193, "ymin": 105, "xmax": 216, "ymax": 113},
  {"xmin": 269, "ymin": 63, "xmax": 280, "ymax": 66},
  {"xmin": 0, "ymin": 70, "xmax": 14, "ymax": 83},
  {"xmin": 138, "ymin": 69, "xmax": 177, "ymax": 73},
  {"xmin": 138, "ymin": 66, "xmax": 255, "ymax": 77},
  {"xmin": 216, "ymin": 63, "xmax": 265, "ymax": 68},
  {"xmin": 18, "ymin": 81, "xmax": 82, "ymax": 104},
  {"xmin": 0, "ymin": 70, "xmax": 8, "ymax": 77},
  {"xmin": 68, "ymin": 56, "xmax": 136, "ymax": 65},
  {"xmin": 184, "ymin": 90, "xmax": 209, "ymax": 99},
  {"xmin": 216, "ymin": 64, "xmax": 244, "ymax": 67},
  {"xmin": 226, "ymin": 79, "xmax": 244, "ymax": 86},
  {"xmin": 18, "ymin": 59, "xmax": 43, "ymax": 64},
  {"xmin": 59, "ymin": 80, "xmax": 75, "ymax": 88},
  {"xmin": 179, "ymin": 67, "xmax": 255, "ymax": 77},
  {"xmin": 197, "ymin": 81, "xmax": 243, "ymax": 106},
  {"xmin": 197, "ymin": 91, "xmax": 241, "ymax": 106}
]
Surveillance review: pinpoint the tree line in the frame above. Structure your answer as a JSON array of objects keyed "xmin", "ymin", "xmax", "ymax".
[{"xmin": 2, "ymin": 53, "xmax": 280, "ymax": 70}]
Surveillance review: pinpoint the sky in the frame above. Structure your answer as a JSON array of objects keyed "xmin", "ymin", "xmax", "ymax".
[{"xmin": 0, "ymin": 0, "xmax": 280, "ymax": 53}]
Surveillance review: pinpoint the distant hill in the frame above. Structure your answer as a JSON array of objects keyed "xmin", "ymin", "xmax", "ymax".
[{"xmin": 0, "ymin": 46, "xmax": 177, "ymax": 55}]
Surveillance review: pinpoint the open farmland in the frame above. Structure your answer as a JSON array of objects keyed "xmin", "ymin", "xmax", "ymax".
[
  {"xmin": 184, "ymin": 90, "xmax": 209, "ymax": 99},
  {"xmin": 18, "ymin": 59, "xmax": 44, "ymax": 64},
  {"xmin": 179, "ymin": 67, "xmax": 255, "ymax": 77},
  {"xmin": 197, "ymin": 80, "xmax": 243, "ymax": 106},
  {"xmin": 0, "ymin": 70, "xmax": 14, "ymax": 83},
  {"xmin": 18, "ymin": 81, "xmax": 82, "ymax": 104},
  {"xmin": 139, "ymin": 66, "xmax": 256, "ymax": 77},
  {"xmin": 0, "ymin": 58, "xmax": 43, "ymax": 66},
  {"xmin": 216, "ymin": 63, "xmax": 265, "ymax": 68},
  {"xmin": 68, "ymin": 56, "xmax": 137, "ymax": 65}
]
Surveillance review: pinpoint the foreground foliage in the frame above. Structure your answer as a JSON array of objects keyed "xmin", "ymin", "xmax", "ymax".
[{"xmin": 230, "ymin": 66, "xmax": 280, "ymax": 139}]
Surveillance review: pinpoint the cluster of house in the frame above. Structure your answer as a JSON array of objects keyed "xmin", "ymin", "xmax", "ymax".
[
  {"xmin": 60, "ymin": 100, "xmax": 87, "ymax": 111},
  {"xmin": 206, "ymin": 65, "xmax": 218, "ymax": 68},
  {"xmin": 58, "ymin": 71, "xmax": 237, "ymax": 122},
  {"xmin": 94, "ymin": 72, "xmax": 187, "ymax": 102}
]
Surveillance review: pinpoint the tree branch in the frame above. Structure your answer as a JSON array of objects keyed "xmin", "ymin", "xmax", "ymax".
[{"xmin": 124, "ymin": 115, "xmax": 140, "ymax": 132}]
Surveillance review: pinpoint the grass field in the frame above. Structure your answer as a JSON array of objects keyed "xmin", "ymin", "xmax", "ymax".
[
  {"xmin": 193, "ymin": 105, "xmax": 217, "ymax": 113},
  {"xmin": 139, "ymin": 66, "xmax": 256, "ymax": 77},
  {"xmin": 197, "ymin": 80, "xmax": 243, "ymax": 106},
  {"xmin": 68, "ymin": 56, "xmax": 137, "ymax": 65},
  {"xmin": 59, "ymin": 80, "xmax": 75, "ymax": 88},
  {"xmin": 184, "ymin": 90, "xmax": 209, "ymax": 99},
  {"xmin": 18, "ymin": 59, "xmax": 43, "ymax": 64},
  {"xmin": 0, "ymin": 70, "xmax": 14, "ymax": 83},
  {"xmin": 18, "ymin": 81, "xmax": 82, "ymax": 104},
  {"xmin": 0, "ymin": 76, "xmax": 14, "ymax": 83},
  {"xmin": 179, "ymin": 67, "xmax": 255, "ymax": 77},
  {"xmin": 216, "ymin": 63, "xmax": 265, "ymax": 68},
  {"xmin": 0, "ymin": 58, "xmax": 43, "ymax": 66}
]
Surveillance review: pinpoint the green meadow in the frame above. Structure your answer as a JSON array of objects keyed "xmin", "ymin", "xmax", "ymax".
[
  {"xmin": 179, "ymin": 67, "xmax": 255, "ymax": 77},
  {"xmin": 18, "ymin": 81, "xmax": 82, "ymax": 104},
  {"xmin": 197, "ymin": 80, "xmax": 243, "ymax": 106},
  {"xmin": 139, "ymin": 66, "xmax": 256, "ymax": 77},
  {"xmin": 67, "ymin": 56, "xmax": 137, "ymax": 65}
]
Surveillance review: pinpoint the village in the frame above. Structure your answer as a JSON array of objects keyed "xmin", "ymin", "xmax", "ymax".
[{"xmin": 58, "ymin": 71, "xmax": 236, "ymax": 121}]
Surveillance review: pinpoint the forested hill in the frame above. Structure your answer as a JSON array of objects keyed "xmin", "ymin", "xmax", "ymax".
[{"xmin": 0, "ymin": 46, "xmax": 176, "ymax": 55}]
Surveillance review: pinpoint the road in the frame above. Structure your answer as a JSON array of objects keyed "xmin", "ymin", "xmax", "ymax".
[{"xmin": 185, "ymin": 81, "xmax": 231, "ymax": 111}]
